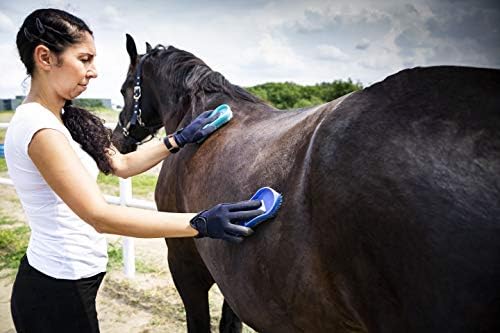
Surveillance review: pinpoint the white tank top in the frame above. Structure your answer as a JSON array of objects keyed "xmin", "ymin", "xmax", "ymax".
[{"xmin": 4, "ymin": 102, "xmax": 108, "ymax": 279}]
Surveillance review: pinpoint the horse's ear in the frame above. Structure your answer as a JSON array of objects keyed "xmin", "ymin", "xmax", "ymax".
[
  {"xmin": 126, "ymin": 33, "xmax": 138, "ymax": 65},
  {"xmin": 146, "ymin": 42, "xmax": 152, "ymax": 53}
]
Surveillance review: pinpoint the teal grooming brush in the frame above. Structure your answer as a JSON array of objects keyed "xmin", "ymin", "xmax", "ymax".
[
  {"xmin": 244, "ymin": 187, "xmax": 283, "ymax": 228},
  {"xmin": 197, "ymin": 104, "xmax": 233, "ymax": 143}
]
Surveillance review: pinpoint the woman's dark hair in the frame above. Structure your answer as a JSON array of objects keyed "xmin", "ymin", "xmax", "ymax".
[{"xmin": 16, "ymin": 8, "xmax": 113, "ymax": 174}]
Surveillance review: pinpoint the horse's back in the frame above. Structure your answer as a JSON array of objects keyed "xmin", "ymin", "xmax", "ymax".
[{"xmin": 309, "ymin": 66, "xmax": 500, "ymax": 332}]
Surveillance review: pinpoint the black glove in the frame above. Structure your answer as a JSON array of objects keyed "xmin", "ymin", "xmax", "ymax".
[
  {"xmin": 190, "ymin": 200, "xmax": 263, "ymax": 243},
  {"xmin": 173, "ymin": 110, "xmax": 219, "ymax": 147}
]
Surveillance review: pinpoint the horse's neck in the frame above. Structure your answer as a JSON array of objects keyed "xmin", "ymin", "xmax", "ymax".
[
  {"xmin": 182, "ymin": 94, "xmax": 274, "ymax": 125},
  {"xmin": 226, "ymin": 99, "xmax": 275, "ymax": 120}
]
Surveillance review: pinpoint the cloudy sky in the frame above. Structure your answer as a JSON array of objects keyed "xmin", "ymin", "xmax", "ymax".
[{"xmin": 0, "ymin": 0, "xmax": 498, "ymax": 105}]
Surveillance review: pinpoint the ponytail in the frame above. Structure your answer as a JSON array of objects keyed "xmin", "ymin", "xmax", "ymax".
[{"xmin": 62, "ymin": 101, "xmax": 114, "ymax": 174}]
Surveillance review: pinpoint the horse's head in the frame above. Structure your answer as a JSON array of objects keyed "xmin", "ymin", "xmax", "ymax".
[
  {"xmin": 111, "ymin": 34, "xmax": 165, "ymax": 153},
  {"xmin": 112, "ymin": 34, "xmax": 263, "ymax": 153}
]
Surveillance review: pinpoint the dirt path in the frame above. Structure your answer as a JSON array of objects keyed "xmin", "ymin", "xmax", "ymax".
[{"xmin": 0, "ymin": 270, "xmax": 16, "ymax": 333}]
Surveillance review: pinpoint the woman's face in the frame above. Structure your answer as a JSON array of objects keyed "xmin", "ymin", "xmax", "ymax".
[{"xmin": 48, "ymin": 31, "xmax": 98, "ymax": 100}]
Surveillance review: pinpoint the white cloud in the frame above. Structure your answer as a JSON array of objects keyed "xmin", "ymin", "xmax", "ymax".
[
  {"xmin": 0, "ymin": 42, "xmax": 29, "ymax": 98},
  {"xmin": 0, "ymin": 0, "xmax": 499, "ymax": 103},
  {"xmin": 355, "ymin": 38, "xmax": 370, "ymax": 50},
  {"xmin": 241, "ymin": 33, "xmax": 305, "ymax": 71},
  {"xmin": 0, "ymin": 11, "xmax": 15, "ymax": 33},
  {"xmin": 317, "ymin": 44, "xmax": 349, "ymax": 61},
  {"xmin": 97, "ymin": 5, "xmax": 125, "ymax": 29},
  {"xmin": 359, "ymin": 47, "xmax": 402, "ymax": 70}
]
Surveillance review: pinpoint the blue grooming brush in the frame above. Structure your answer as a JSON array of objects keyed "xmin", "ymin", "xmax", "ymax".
[
  {"xmin": 243, "ymin": 187, "xmax": 283, "ymax": 228},
  {"xmin": 204, "ymin": 104, "xmax": 233, "ymax": 130},
  {"xmin": 197, "ymin": 104, "xmax": 233, "ymax": 143}
]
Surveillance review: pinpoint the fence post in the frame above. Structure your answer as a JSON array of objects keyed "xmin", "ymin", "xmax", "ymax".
[{"xmin": 120, "ymin": 177, "xmax": 135, "ymax": 278}]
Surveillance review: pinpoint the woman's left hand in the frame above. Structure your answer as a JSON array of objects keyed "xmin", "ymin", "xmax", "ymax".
[{"xmin": 173, "ymin": 110, "xmax": 219, "ymax": 147}]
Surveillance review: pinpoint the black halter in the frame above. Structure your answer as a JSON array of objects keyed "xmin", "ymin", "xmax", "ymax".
[{"xmin": 118, "ymin": 47, "xmax": 165, "ymax": 145}]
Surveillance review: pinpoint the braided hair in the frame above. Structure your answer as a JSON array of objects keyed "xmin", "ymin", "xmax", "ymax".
[{"xmin": 16, "ymin": 9, "xmax": 113, "ymax": 174}]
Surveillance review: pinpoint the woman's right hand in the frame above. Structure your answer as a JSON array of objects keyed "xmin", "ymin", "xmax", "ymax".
[
  {"xmin": 104, "ymin": 145, "xmax": 125, "ymax": 175},
  {"xmin": 190, "ymin": 200, "xmax": 263, "ymax": 243}
]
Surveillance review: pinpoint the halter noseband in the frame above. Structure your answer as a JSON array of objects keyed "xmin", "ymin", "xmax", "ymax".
[{"xmin": 118, "ymin": 46, "xmax": 165, "ymax": 145}]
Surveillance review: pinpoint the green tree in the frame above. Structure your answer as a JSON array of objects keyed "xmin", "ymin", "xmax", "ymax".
[{"xmin": 246, "ymin": 79, "xmax": 362, "ymax": 109}]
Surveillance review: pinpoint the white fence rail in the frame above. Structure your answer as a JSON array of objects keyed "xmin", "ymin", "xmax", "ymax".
[{"xmin": 0, "ymin": 122, "xmax": 156, "ymax": 278}]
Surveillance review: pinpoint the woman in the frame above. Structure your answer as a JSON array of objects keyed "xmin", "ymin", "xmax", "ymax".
[{"xmin": 5, "ymin": 8, "xmax": 263, "ymax": 333}]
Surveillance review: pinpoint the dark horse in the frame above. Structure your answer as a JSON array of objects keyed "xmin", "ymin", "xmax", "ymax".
[{"xmin": 112, "ymin": 35, "xmax": 500, "ymax": 333}]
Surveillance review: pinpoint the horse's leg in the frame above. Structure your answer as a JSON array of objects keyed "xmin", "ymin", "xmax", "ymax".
[
  {"xmin": 219, "ymin": 299, "xmax": 243, "ymax": 333},
  {"xmin": 166, "ymin": 238, "xmax": 214, "ymax": 333}
]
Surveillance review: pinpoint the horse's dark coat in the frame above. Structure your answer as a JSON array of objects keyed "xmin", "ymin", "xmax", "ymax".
[{"xmin": 112, "ymin": 37, "xmax": 500, "ymax": 333}]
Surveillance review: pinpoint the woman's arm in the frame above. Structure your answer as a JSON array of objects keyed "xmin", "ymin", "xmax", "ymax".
[
  {"xmin": 109, "ymin": 109, "xmax": 220, "ymax": 178},
  {"xmin": 29, "ymin": 128, "xmax": 196, "ymax": 238},
  {"xmin": 29, "ymin": 128, "xmax": 260, "ymax": 242},
  {"xmin": 107, "ymin": 136, "xmax": 178, "ymax": 179}
]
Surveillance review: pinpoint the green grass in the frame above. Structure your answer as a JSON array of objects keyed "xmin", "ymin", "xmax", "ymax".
[
  {"xmin": 0, "ymin": 111, "xmax": 12, "ymax": 143},
  {"xmin": 97, "ymin": 172, "xmax": 119, "ymax": 186},
  {"xmin": 90, "ymin": 107, "xmax": 119, "ymax": 123},
  {"xmin": 131, "ymin": 174, "xmax": 158, "ymax": 197},
  {"xmin": 0, "ymin": 214, "xmax": 17, "ymax": 226},
  {"xmin": 136, "ymin": 259, "xmax": 160, "ymax": 273},
  {"xmin": 0, "ymin": 158, "xmax": 6, "ymax": 172},
  {"xmin": 0, "ymin": 215, "xmax": 30, "ymax": 270},
  {"xmin": 97, "ymin": 172, "xmax": 157, "ymax": 198},
  {"xmin": 107, "ymin": 239, "xmax": 124, "ymax": 269},
  {"xmin": 107, "ymin": 239, "xmax": 160, "ymax": 273},
  {"xmin": 0, "ymin": 110, "xmax": 14, "ymax": 122}
]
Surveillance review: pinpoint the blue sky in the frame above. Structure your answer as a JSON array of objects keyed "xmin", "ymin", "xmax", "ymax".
[{"xmin": 0, "ymin": 0, "xmax": 498, "ymax": 105}]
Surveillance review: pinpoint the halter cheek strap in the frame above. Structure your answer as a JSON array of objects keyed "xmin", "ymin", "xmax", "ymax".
[
  {"xmin": 119, "ymin": 46, "xmax": 165, "ymax": 145},
  {"xmin": 121, "ymin": 53, "xmax": 150, "ymax": 134}
]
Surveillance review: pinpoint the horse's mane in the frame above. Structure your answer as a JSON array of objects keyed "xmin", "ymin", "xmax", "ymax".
[{"xmin": 150, "ymin": 45, "xmax": 264, "ymax": 111}]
